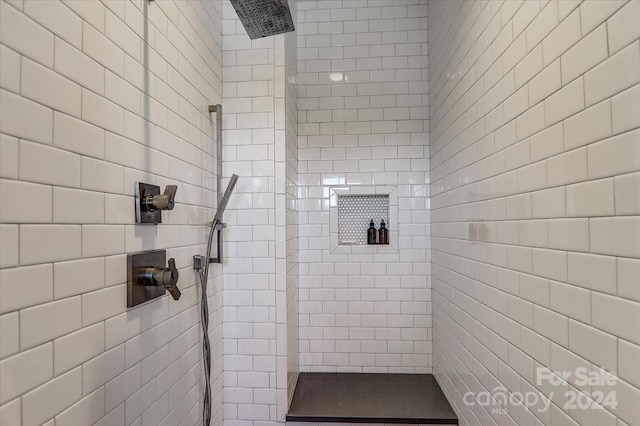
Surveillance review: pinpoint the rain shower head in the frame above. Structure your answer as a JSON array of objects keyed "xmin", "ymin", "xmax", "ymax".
[
  {"xmin": 230, "ymin": 0, "xmax": 295, "ymax": 39},
  {"xmin": 212, "ymin": 174, "xmax": 239, "ymax": 224}
]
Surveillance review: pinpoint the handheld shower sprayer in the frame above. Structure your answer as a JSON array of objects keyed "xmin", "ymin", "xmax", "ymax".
[
  {"xmin": 212, "ymin": 174, "xmax": 239, "ymax": 228},
  {"xmin": 193, "ymin": 173, "xmax": 239, "ymax": 426}
]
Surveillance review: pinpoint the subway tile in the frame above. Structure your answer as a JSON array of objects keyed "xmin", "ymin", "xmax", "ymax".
[
  {"xmin": 618, "ymin": 339, "xmax": 640, "ymax": 388},
  {"xmin": 587, "ymin": 129, "xmax": 640, "ymax": 179},
  {"xmin": 81, "ymin": 88, "xmax": 125, "ymax": 135},
  {"xmin": 105, "ymin": 11, "xmax": 140, "ymax": 62},
  {"xmin": 563, "ymin": 99, "xmax": 612, "ymax": 150},
  {"xmin": 21, "ymin": 367, "xmax": 82, "ymax": 426},
  {"xmin": 607, "ymin": 0, "xmax": 640, "ymax": 54},
  {"xmin": 618, "ymin": 258, "xmax": 640, "ymax": 303},
  {"xmin": 532, "ymin": 187, "xmax": 566, "ymax": 218},
  {"xmin": 0, "ymin": 89, "xmax": 53, "ymax": 145},
  {"xmin": 568, "ymin": 252, "xmax": 617, "ymax": 294},
  {"xmin": 546, "ymin": 147, "xmax": 587, "ymax": 187},
  {"xmin": 592, "ymin": 292, "xmax": 640, "ymax": 345},
  {"xmin": 0, "ymin": 343, "xmax": 52, "ymax": 405},
  {"xmin": 21, "ymin": 57, "xmax": 81, "ymax": 117},
  {"xmin": 0, "ymin": 264, "xmax": 53, "ymax": 314},
  {"xmin": 53, "ymin": 323, "xmax": 104, "ymax": 376},
  {"xmin": 565, "ymin": 178, "xmax": 615, "ymax": 217},
  {"xmin": 54, "ymin": 387, "xmax": 104, "ymax": 426},
  {"xmin": 124, "ymin": 379, "xmax": 156, "ymax": 424},
  {"xmin": 81, "ymin": 157, "xmax": 125, "ymax": 194},
  {"xmin": 20, "ymin": 224, "xmax": 81, "ymax": 265},
  {"xmin": 105, "ymin": 364, "xmax": 141, "ymax": 412},
  {"xmin": 591, "ymin": 216, "xmax": 640, "ymax": 258},
  {"xmin": 584, "ymin": 41, "xmax": 640, "ymax": 106},
  {"xmin": 425, "ymin": 1, "xmax": 639, "ymax": 424},
  {"xmin": 528, "ymin": 59, "xmax": 561, "ymax": 106},
  {"xmin": 0, "ymin": 180, "xmax": 52, "ymax": 223},
  {"xmin": 568, "ymin": 320, "xmax": 617, "ymax": 371},
  {"xmin": 82, "ymin": 22, "xmax": 124, "ymax": 76},
  {"xmin": 54, "ymin": 257, "xmax": 105, "ymax": 299},
  {"xmin": 19, "ymin": 141, "xmax": 80, "ymax": 187},
  {"xmin": 81, "ymin": 285, "xmax": 126, "ymax": 326},
  {"xmin": 612, "ymin": 84, "xmax": 640, "ymax": 134},
  {"xmin": 0, "ymin": 44, "xmax": 20, "ymax": 92},
  {"xmin": 515, "ymin": 103, "xmax": 544, "ymax": 140},
  {"xmin": 543, "ymin": 77, "xmax": 584, "ymax": 127},
  {"xmin": 525, "ymin": 1, "xmax": 558, "ymax": 51},
  {"xmin": 82, "ymin": 225, "xmax": 125, "ymax": 258},
  {"xmin": 0, "ymin": 397, "xmax": 21, "ymax": 425},
  {"xmin": 0, "ymin": 135, "xmax": 18, "ymax": 179},
  {"xmin": 23, "ymin": 0, "xmax": 82, "ymax": 49},
  {"xmin": 520, "ymin": 273, "xmax": 549, "ymax": 307},
  {"xmin": 561, "ymin": 23, "xmax": 608, "ymax": 85},
  {"xmin": 579, "ymin": 0, "xmax": 627, "ymax": 34},
  {"xmin": 532, "ymin": 248, "xmax": 567, "ymax": 283},
  {"xmin": 54, "ymin": 38, "xmax": 105, "ymax": 96},
  {"xmin": 53, "ymin": 112, "xmax": 105, "ymax": 158},
  {"xmin": 0, "ymin": 1, "xmax": 54, "ymax": 68},
  {"xmin": 0, "ymin": 225, "xmax": 19, "ymax": 268},
  {"xmin": 104, "ymin": 71, "xmax": 141, "ymax": 116},
  {"xmin": 613, "ymin": 376, "xmax": 640, "ymax": 425},
  {"xmin": 82, "ymin": 344, "xmax": 125, "ymax": 395},
  {"xmin": 549, "ymin": 281, "xmax": 590, "ymax": 323},
  {"xmin": 0, "ymin": 313, "xmax": 19, "ymax": 359},
  {"xmin": 105, "ymin": 133, "xmax": 142, "ymax": 170},
  {"xmin": 548, "ymin": 218, "xmax": 590, "ymax": 252},
  {"xmin": 542, "ymin": 9, "xmax": 581, "ymax": 66},
  {"xmin": 0, "ymin": 2, "xmax": 236, "ymax": 425},
  {"xmin": 53, "ymin": 187, "xmax": 104, "ymax": 224},
  {"xmin": 533, "ymin": 306, "xmax": 568, "ymax": 347},
  {"xmin": 20, "ymin": 296, "xmax": 81, "ymax": 350}
]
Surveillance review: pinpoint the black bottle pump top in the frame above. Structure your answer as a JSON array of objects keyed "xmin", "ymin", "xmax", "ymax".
[
  {"xmin": 378, "ymin": 219, "xmax": 388, "ymax": 244},
  {"xmin": 367, "ymin": 219, "xmax": 377, "ymax": 244}
]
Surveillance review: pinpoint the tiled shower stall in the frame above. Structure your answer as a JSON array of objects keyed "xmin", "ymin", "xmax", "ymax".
[{"xmin": 0, "ymin": 0, "xmax": 638, "ymax": 426}]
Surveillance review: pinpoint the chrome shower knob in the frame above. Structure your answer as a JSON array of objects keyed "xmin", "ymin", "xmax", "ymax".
[
  {"xmin": 143, "ymin": 185, "xmax": 177, "ymax": 211},
  {"xmin": 142, "ymin": 257, "xmax": 181, "ymax": 300},
  {"xmin": 135, "ymin": 183, "xmax": 179, "ymax": 224}
]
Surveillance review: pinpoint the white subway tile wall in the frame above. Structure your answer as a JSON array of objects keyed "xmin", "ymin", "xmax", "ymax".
[
  {"xmin": 284, "ymin": 5, "xmax": 301, "ymax": 410},
  {"xmin": 0, "ymin": 1, "xmax": 224, "ymax": 425},
  {"xmin": 220, "ymin": 0, "xmax": 298, "ymax": 422},
  {"xmin": 296, "ymin": 0, "xmax": 431, "ymax": 373},
  {"xmin": 428, "ymin": 1, "xmax": 640, "ymax": 426}
]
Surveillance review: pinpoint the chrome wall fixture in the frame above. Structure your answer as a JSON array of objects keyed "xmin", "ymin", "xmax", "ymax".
[
  {"xmin": 134, "ymin": 182, "xmax": 178, "ymax": 224},
  {"xmin": 193, "ymin": 104, "xmax": 239, "ymax": 426},
  {"xmin": 127, "ymin": 249, "xmax": 181, "ymax": 308},
  {"xmin": 207, "ymin": 173, "xmax": 238, "ymax": 264}
]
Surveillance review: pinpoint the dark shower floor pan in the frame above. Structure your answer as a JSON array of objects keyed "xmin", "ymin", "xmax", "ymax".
[{"xmin": 286, "ymin": 373, "xmax": 458, "ymax": 424}]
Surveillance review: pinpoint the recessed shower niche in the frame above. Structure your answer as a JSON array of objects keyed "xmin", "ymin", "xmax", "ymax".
[{"xmin": 330, "ymin": 186, "xmax": 398, "ymax": 253}]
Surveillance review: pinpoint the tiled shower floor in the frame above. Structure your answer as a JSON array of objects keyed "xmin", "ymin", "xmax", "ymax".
[{"xmin": 287, "ymin": 373, "xmax": 458, "ymax": 424}]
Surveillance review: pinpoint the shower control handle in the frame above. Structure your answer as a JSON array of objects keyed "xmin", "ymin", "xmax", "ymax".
[
  {"xmin": 143, "ymin": 258, "xmax": 181, "ymax": 300},
  {"xmin": 144, "ymin": 185, "xmax": 177, "ymax": 211}
]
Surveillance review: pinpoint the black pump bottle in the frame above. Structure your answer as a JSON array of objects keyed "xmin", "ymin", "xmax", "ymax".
[
  {"xmin": 367, "ymin": 220, "xmax": 378, "ymax": 244},
  {"xmin": 378, "ymin": 219, "xmax": 388, "ymax": 244}
]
